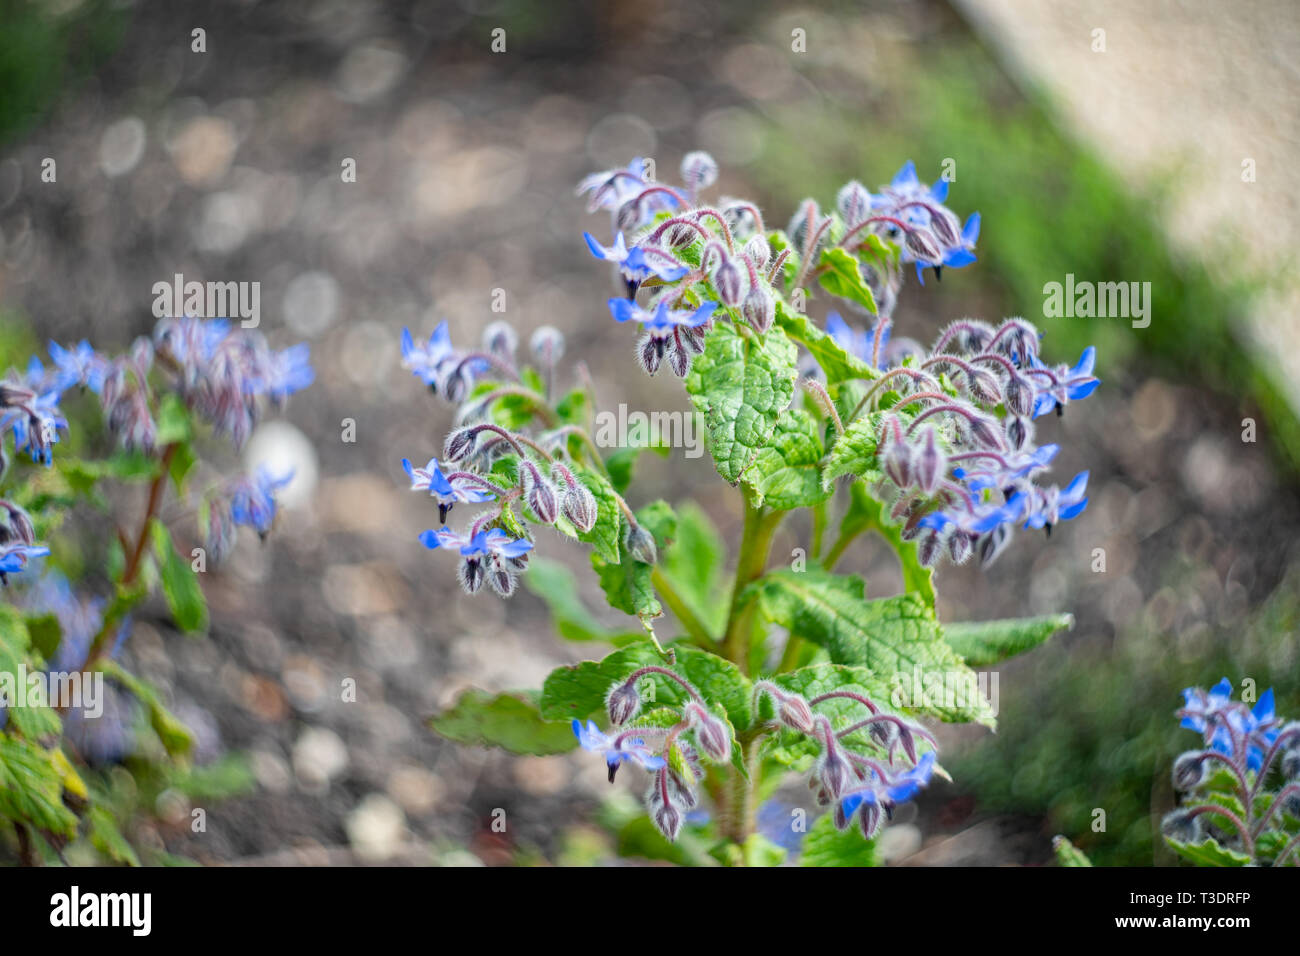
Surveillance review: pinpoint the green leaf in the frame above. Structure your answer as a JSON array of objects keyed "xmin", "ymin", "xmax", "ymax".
[
  {"xmin": 573, "ymin": 466, "xmax": 622, "ymax": 565},
  {"xmin": 743, "ymin": 833, "xmax": 789, "ymax": 867},
  {"xmin": 522, "ymin": 558, "xmax": 641, "ymax": 643},
  {"xmin": 823, "ymin": 413, "xmax": 885, "ymax": 487},
  {"xmin": 429, "ymin": 688, "xmax": 578, "ymax": 755},
  {"xmin": 155, "ymin": 393, "xmax": 193, "ymax": 445},
  {"xmin": 149, "ymin": 519, "xmax": 207, "ymax": 634},
  {"xmin": 773, "ymin": 300, "xmax": 878, "ymax": 385},
  {"xmin": 100, "ymin": 660, "xmax": 194, "ymax": 758},
  {"xmin": 748, "ymin": 568, "xmax": 992, "ymax": 725},
  {"xmin": 817, "ymin": 247, "xmax": 877, "ymax": 313},
  {"xmin": 167, "ymin": 440, "xmax": 197, "ymax": 492},
  {"xmin": 555, "ymin": 388, "xmax": 592, "ymax": 426},
  {"xmin": 593, "ymin": 501, "xmax": 675, "ymax": 623},
  {"xmin": 23, "ymin": 612, "xmax": 61, "ymax": 662},
  {"xmin": 1164, "ymin": 836, "xmax": 1251, "ymax": 867},
  {"xmin": 944, "ymin": 614, "xmax": 1074, "ymax": 667},
  {"xmin": 658, "ymin": 502, "xmax": 728, "ymax": 636},
  {"xmin": 540, "ymin": 643, "xmax": 752, "ymax": 734},
  {"xmin": 746, "ymin": 408, "xmax": 832, "ymax": 511},
  {"xmin": 89, "ymin": 806, "xmax": 141, "ymax": 866},
  {"xmin": 685, "ymin": 321, "xmax": 798, "ymax": 483},
  {"xmin": 604, "ymin": 444, "xmax": 669, "ymax": 495},
  {"xmin": 0, "ymin": 735, "xmax": 79, "ymax": 835},
  {"xmin": 801, "ymin": 811, "xmax": 880, "ymax": 866},
  {"xmin": 1052, "ymin": 835, "xmax": 1093, "ymax": 867}
]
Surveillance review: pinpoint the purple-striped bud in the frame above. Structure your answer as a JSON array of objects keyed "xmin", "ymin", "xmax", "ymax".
[
  {"xmin": 488, "ymin": 565, "xmax": 518, "ymax": 597},
  {"xmin": 1282, "ymin": 746, "xmax": 1300, "ymax": 781},
  {"xmin": 557, "ymin": 468, "xmax": 598, "ymax": 533},
  {"xmin": 680, "ymin": 151, "xmax": 719, "ymax": 194},
  {"xmin": 667, "ymin": 330, "xmax": 692, "ymax": 378},
  {"xmin": 687, "ymin": 703, "xmax": 731, "ymax": 762},
  {"xmin": 521, "ymin": 461, "xmax": 559, "ymax": 524},
  {"xmin": 1172, "ymin": 751, "xmax": 1207, "ymax": 791},
  {"xmin": 529, "ymin": 325, "xmax": 565, "ymax": 366},
  {"xmin": 714, "ymin": 257, "xmax": 745, "ymax": 307},
  {"xmin": 1160, "ymin": 809, "xmax": 1202, "ymax": 844},
  {"xmin": 904, "ymin": 226, "xmax": 942, "ymax": 264},
  {"xmin": 1006, "ymin": 416, "xmax": 1032, "ymax": 452},
  {"xmin": 969, "ymin": 369, "xmax": 1002, "ymax": 407},
  {"xmin": 836, "ymin": 180, "xmax": 872, "ymax": 225},
  {"xmin": 444, "ymin": 427, "xmax": 477, "ymax": 462},
  {"xmin": 625, "ymin": 522, "xmax": 657, "ymax": 564},
  {"xmin": 636, "ymin": 332, "xmax": 666, "ymax": 376},
  {"xmin": 744, "ymin": 234, "xmax": 771, "ymax": 270},
  {"xmin": 882, "ymin": 431, "xmax": 913, "ymax": 489},
  {"xmin": 915, "ymin": 427, "xmax": 944, "ymax": 496},
  {"xmin": 927, "ymin": 207, "xmax": 962, "ymax": 248},
  {"xmin": 458, "ymin": 556, "xmax": 486, "ymax": 594},
  {"xmin": 606, "ymin": 681, "xmax": 641, "ymax": 726},
  {"xmin": 967, "ymin": 415, "xmax": 1004, "ymax": 451},
  {"xmin": 778, "ymin": 694, "xmax": 815, "ymax": 733},
  {"xmin": 818, "ymin": 745, "xmax": 852, "ymax": 799},
  {"xmin": 948, "ymin": 531, "xmax": 974, "ymax": 564},
  {"xmin": 858, "ymin": 801, "xmax": 884, "ymax": 839},
  {"xmin": 482, "ymin": 320, "xmax": 518, "ymax": 360},
  {"xmin": 1004, "ymin": 375, "xmax": 1034, "ymax": 417},
  {"xmin": 917, "ymin": 529, "xmax": 943, "ymax": 567},
  {"xmin": 0, "ymin": 502, "xmax": 36, "ymax": 546},
  {"xmin": 741, "ymin": 285, "xmax": 775, "ymax": 334},
  {"xmin": 650, "ymin": 788, "xmax": 683, "ymax": 842}
]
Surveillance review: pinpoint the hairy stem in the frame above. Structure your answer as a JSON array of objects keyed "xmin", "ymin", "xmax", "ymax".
[{"xmin": 651, "ymin": 566, "xmax": 717, "ymax": 648}]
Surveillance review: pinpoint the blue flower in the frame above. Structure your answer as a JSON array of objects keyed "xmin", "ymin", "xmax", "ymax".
[
  {"xmin": 0, "ymin": 383, "xmax": 67, "ymax": 466},
  {"xmin": 249, "ymin": 343, "xmax": 314, "ymax": 403},
  {"xmin": 1178, "ymin": 680, "xmax": 1280, "ymax": 772},
  {"xmin": 584, "ymin": 232, "xmax": 688, "ymax": 288},
  {"xmin": 0, "ymin": 543, "xmax": 50, "ymax": 580},
  {"xmin": 1031, "ymin": 347, "xmax": 1100, "ymax": 417},
  {"xmin": 401, "ymin": 323, "xmax": 456, "ymax": 388},
  {"xmin": 839, "ymin": 751, "xmax": 937, "ymax": 819},
  {"xmin": 402, "ymin": 457, "xmax": 495, "ymax": 524},
  {"xmin": 572, "ymin": 718, "xmax": 665, "ymax": 782},
  {"xmin": 419, "ymin": 527, "xmax": 533, "ymax": 560},
  {"xmin": 576, "ymin": 158, "xmax": 649, "ymax": 214},
  {"xmin": 47, "ymin": 340, "xmax": 109, "ymax": 394},
  {"xmin": 229, "ymin": 466, "xmax": 293, "ymax": 537},
  {"xmin": 1022, "ymin": 471, "xmax": 1090, "ymax": 530},
  {"xmin": 914, "ymin": 212, "xmax": 980, "ymax": 285},
  {"xmin": 607, "ymin": 298, "xmax": 716, "ymax": 331}
]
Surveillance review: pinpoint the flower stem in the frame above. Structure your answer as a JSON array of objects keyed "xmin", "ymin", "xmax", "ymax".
[{"xmin": 650, "ymin": 565, "xmax": 717, "ymax": 648}]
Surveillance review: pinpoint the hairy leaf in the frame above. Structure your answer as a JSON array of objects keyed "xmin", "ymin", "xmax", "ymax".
[{"xmin": 429, "ymin": 688, "xmax": 577, "ymax": 755}]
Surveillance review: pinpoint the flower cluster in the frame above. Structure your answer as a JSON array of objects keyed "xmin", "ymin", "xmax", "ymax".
[
  {"xmin": 1162, "ymin": 679, "xmax": 1300, "ymax": 866},
  {"xmin": 754, "ymin": 682, "xmax": 937, "ymax": 840},
  {"xmin": 866, "ymin": 317, "xmax": 1097, "ymax": 566},
  {"xmin": 576, "ymin": 665, "xmax": 735, "ymax": 841}
]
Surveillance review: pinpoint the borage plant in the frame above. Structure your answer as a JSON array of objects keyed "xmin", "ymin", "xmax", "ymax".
[
  {"xmin": 0, "ymin": 318, "xmax": 311, "ymax": 864},
  {"xmin": 418, "ymin": 153, "xmax": 1097, "ymax": 866},
  {"xmin": 1162, "ymin": 679, "xmax": 1300, "ymax": 866}
]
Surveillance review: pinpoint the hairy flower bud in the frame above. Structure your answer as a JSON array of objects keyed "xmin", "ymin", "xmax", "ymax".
[
  {"xmin": 680, "ymin": 151, "xmax": 719, "ymax": 194},
  {"xmin": 836, "ymin": 180, "xmax": 872, "ymax": 225},
  {"xmin": 558, "ymin": 470, "xmax": 598, "ymax": 533},
  {"xmin": 741, "ymin": 285, "xmax": 775, "ymax": 334},
  {"xmin": 606, "ymin": 681, "xmax": 641, "ymax": 726},
  {"xmin": 714, "ymin": 257, "xmax": 744, "ymax": 307},
  {"xmin": 0, "ymin": 501, "xmax": 36, "ymax": 546},
  {"xmin": 458, "ymin": 556, "xmax": 486, "ymax": 594},
  {"xmin": 1282, "ymin": 746, "xmax": 1300, "ymax": 781},
  {"xmin": 948, "ymin": 531, "xmax": 974, "ymax": 564},
  {"xmin": 1005, "ymin": 415, "xmax": 1032, "ymax": 452},
  {"xmin": 529, "ymin": 325, "xmax": 565, "ymax": 366},
  {"xmin": 903, "ymin": 226, "xmax": 942, "ymax": 264},
  {"xmin": 625, "ymin": 522, "xmax": 657, "ymax": 564},
  {"xmin": 488, "ymin": 565, "xmax": 518, "ymax": 597},
  {"xmin": 858, "ymin": 801, "xmax": 884, "ymax": 839},
  {"xmin": 882, "ymin": 431, "xmax": 913, "ymax": 489},
  {"xmin": 1004, "ymin": 375, "xmax": 1034, "ymax": 417},
  {"xmin": 969, "ymin": 369, "xmax": 1002, "ymax": 407},
  {"xmin": 927, "ymin": 206, "xmax": 962, "ymax": 248},
  {"xmin": 688, "ymin": 703, "xmax": 731, "ymax": 762},
  {"xmin": 1160, "ymin": 809, "xmax": 1202, "ymax": 844},
  {"xmin": 650, "ymin": 789, "xmax": 683, "ymax": 842},
  {"xmin": 967, "ymin": 414, "xmax": 1004, "ymax": 451},
  {"xmin": 482, "ymin": 320, "xmax": 518, "ymax": 360},
  {"xmin": 522, "ymin": 461, "xmax": 559, "ymax": 524},
  {"xmin": 915, "ymin": 427, "xmax": 944, "ymax": 496},
  {"xmin": 778, "ymin": 694, "xmax": 815, "ymax": 733},
  {"xmin": 444, "ymin": 427, "xmax": 477, "ymax": 462},
  {"xmin": 743, "ymin": 236, "xmax": 771, "ymax": 273},
  {"xmin": 1172, "ymin": 751, "xmax": 1207, "ymax": 791},
  {"xmin": 637, "ymin": 332, "xmax": 666, "ymax": 376},
  {"xmin": 818, "ymin": 746, "xmax": 852, "ymax": 799}
]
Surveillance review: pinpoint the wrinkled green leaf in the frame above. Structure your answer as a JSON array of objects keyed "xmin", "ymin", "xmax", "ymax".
[
  {"xmin": 944, "ymin": 614, "xmax": 1074, "ymax": 667},
  {"xmin": 746, "ymin": 408, "xmax": 831, "ymax": 511},
  {"xmin": 429, "ymin": 688, "xmax": 577, "ymax": 755},
  {"xmin": 801, "ymin": 811, "xmax": 880, "ymax": 867},
  {"xmin": 817, "ymin": 246, "xmax": 877, "ymax": 313},
  {"xmin": 685, "ymin": 321, "xmax": 798, "ymax": 483}
]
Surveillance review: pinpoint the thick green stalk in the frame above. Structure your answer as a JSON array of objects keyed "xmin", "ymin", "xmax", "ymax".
[{"xmin": 650, "ymin": 566, "xmax": 716, "ymax": 648}]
